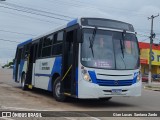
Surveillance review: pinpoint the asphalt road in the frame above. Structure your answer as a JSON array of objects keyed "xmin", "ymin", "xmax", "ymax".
[{"xmin": 0, "ymin": 68, "xmax": 160, "ymax": 120}]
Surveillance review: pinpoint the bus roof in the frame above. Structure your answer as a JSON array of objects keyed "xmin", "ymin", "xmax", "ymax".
[
  {"xmin": 17, "ymin": 39, "xmax": 32, "ymax": 48},
  {"xmin": 19, "ymin": 17, "xmax": 134, "ymax": 45},
  {"xmin": 32, "ymin": 18, "xmax": 80, "ymax": 41}
]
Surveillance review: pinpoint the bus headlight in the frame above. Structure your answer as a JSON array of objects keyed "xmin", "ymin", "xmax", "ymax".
[
  {"xmin": 136, "ymin": 72, "xmax": 141, "ymax": 82},
  {"xmin": 81, "ymin": 68, "xmax": 92, "ymax": 82},
  {"xmin": 84, "ymin": 74, "xmax": 91, "ymax": 82}
]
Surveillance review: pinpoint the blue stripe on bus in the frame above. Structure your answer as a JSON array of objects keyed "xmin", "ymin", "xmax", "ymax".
[
  {"xmin": 76, "ymin": 68, "xmax": 78, "ymax": 97},
  {"xmin": 133, "ymin": 72, "xmax": 138, "ymax": 83},
  {"xmin": 35, "ymin": 74, "xmax": 51, "ymax": 77},
  {"xmin": 19, "ymin": 60, "xmax": 25, "ymax": 81},
  {"xmin": 17, "ymin": 39, "xmax": 32, "ymax": 47},
  {"xmin": 88, "ymin": 71, "xmax": 97, "ymax": 83},
  {"xmin": 88, "ymin": 71, "xmax": 137, "ymax": 86},
  {"xmin": 67, "ymin": 19, "xmax": 78, "ymax": 27},
  {"xmin": 13, "ymin": 61, "xmax": 16, "ymax": 80},
  {"xmin": 48, "ymin": 57, "xmax": 62, "ymax": 91}
]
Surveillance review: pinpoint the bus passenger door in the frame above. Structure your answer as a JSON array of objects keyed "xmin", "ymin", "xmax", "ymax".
[
  {"xmin": 26, "ymin": 43, "xmax": 36, "ymax": 85},
  {"xmin": 31, "ymin": 43, "xmax": 38, "ymax": 86},
  {"xmin": 14, "ymin": 48, "xmax": 22, "ymax": 82},
  {"xmin": 61, "ymin": 29, "xmax": 79, "ymax": 96}
]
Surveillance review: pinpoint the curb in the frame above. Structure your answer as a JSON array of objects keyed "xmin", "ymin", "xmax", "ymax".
[{"xmin": 144, "ymin": 86, "xmax": 160, "ymax": 91}]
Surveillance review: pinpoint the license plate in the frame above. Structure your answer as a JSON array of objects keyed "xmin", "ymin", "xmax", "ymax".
[{"xmin": 111, "ymin": 89, "xmax": 122, "ymax": 94}]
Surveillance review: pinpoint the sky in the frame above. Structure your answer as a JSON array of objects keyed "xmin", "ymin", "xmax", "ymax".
[{"xmin": 0, "ymin": 0, "xmax": 160, "ymax": 66}]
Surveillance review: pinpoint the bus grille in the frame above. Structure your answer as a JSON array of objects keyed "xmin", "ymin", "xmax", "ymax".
[{"xmin": 96, "ymin": 79, "xmax": 133, "ymax": 86}]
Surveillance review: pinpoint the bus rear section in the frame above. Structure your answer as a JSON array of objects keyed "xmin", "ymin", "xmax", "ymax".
[{"xmin": 13, "ymin": 39, "xmax": 32, "ymax": 84}]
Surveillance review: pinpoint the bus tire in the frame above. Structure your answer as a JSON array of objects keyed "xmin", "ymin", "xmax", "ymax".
[
  {"xmin": 21, "ymin": 73, "xmax": 28, "ymax": 90},
  {"xmin": 53, "ymin": 77, "xmax": 66, "ymax": 102}
]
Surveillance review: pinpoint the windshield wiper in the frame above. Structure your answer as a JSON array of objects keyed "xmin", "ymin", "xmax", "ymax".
[
  {"xmin": 89, "ymin": 27, "xmax": 97, "ymax": 58},
  {"xmin": 120, "ymin": 39, "xmax": 124, "ymax": 58},
  {"xmin": 120, "ymin": 30, "xmax": 126, "ymax": 58}
]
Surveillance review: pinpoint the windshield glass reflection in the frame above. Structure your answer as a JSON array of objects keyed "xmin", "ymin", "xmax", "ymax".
[{"xmin": 81, "ymin": 29, "xmax": 139, "ymax": 70}]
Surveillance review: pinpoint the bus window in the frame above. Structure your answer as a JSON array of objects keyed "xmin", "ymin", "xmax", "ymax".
[
  {"xmin": 52, "ymin": 43, "xmax": 63, "ymax": 55},
  {"xmin": 52, "ymin": 31, "xmax": 63, "ymax": 55},
  {"xmin": 21, "ymin": 46, "xmax": 26, "ymax": 59},
  {"xmin": 43, "ymin": 35, "xmax": 53, "ymax": 46},
  {"xmin": 53, "ymin": 33, "xmax": 57, "ymax": 44},
  {"xmin": 38, "ymin": 39, "xmax": 43, "ymax": 58},
  {"xmin": 24, "ymin": 44, "xmax": 30, "ymax": 59},
  {"xmin": 17, "ymin": 48, "xmax": 23, "ymax": 65},
  {"xmin": 33, "ymin": 43, "xmax": 38, "ymax": 63},
  {"xmin": 42, "ymin": 35, "xmax": 53, "ymax": 57},
  {"xmin": 57, "ymin": 31, "xmax": 64, "ymax": 42}
]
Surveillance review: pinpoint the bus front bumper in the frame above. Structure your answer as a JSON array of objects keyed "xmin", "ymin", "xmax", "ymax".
[{"xmin": 78, "ymin": 80, "xmax": 142, "ymax": 99}]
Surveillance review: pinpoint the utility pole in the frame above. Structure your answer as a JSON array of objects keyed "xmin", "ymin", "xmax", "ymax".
[{"xmin": 148, "ymin": 14, "xmax": 159, "ymax": 85}]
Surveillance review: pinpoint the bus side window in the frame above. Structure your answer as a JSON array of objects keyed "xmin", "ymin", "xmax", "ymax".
[
  {"xmin": 52, "ymin": 31, "xmax": 63, "ymax": 55},
  {"xmin": 23, "ymin": 44, "xmax": 30, "ymax": 59},
  {"xmin": 21, "ymin": 46, "xmax": 26, "ymax": 59},
  {"xmin": 57, "ymin": 31, "xmax": 63, "ymax": 42},
  {"xmin": 38, "ymin": 39, "xmax": 43, "ymax": 58},
  {"xmin": 42, "ymin": 34, "xmax": 53, "ymax": 57},
  {"xmin": 17, "ymin": 48, "xmax": 22, "ymax": 64},
  {"xmin": 34, "ymin": 44, "xmax": 38, "ymax": 61}
]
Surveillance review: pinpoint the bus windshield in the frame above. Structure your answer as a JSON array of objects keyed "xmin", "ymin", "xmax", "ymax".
[{"xmin": 81, "ymin": 29, "xmax": 139, "ymax": 70}]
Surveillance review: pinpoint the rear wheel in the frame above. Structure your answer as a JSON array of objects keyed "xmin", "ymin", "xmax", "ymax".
[
  {"xmin": 53, "ymin": 77, "xmax": 66, "ymax": 102},
  {"xmin": 21, "ymin": 73, "xmax": 28, "ymax": 90}
]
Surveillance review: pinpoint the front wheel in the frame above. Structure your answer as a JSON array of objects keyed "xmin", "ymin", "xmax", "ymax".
[
  {"xmin": 53, "ymin": 77, "xmax": 66, "ymax": 102},
  {"xmin": 21, "ymin": 73, "xmax": 28, "ymax": 90}
]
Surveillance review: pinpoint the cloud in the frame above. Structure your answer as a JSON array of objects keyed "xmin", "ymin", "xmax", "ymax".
[
  {"xmin": 67, "ymin": 6, "xmax": 112, "ymax": 18},
  {"xmin": 1, "ymin": 0, "xmax": 160, "ymax": 64}
]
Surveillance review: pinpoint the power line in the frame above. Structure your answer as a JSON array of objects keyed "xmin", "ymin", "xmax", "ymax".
[
  {"xmin": 2, "ymin": 0, "xmax": 155, "ymax": 25},
  {"xmin": 0, "ymin": 2, "xmax": 73, "ymax": 19},
  {"xmin": 0, "ymin": 5, "xmax": 70, "ymax": 21},
  {"xmin": 46, "ymin": 0, "xmax": 82, "ymax": 8},
  {"xmin": 140, "ymin": 38, "xmax": 149, "ymax": 42},
  {"xmin": 0, "ymin": 48, "xmax": 15, "ymax": 50},
  {"xmin": 0, "ymin": 10, "xmax": 60, "ymax": 24},
  {"xmin": 0, "ymin": 29, "xmax": 36, "ymax": 36},
  {"xmin": 137, "ymin": 33, "xmax": 150, "ymax": 37},
  {"xmin": 46, "ymin": 0, "xmax": 149, "ymax": 17},
  {"xmin": 0, "ymin": 38, "xmax": 20, "ymax": 43},
  {"xmin": 71, "ymin": 0, "xmax": 149, "ymax": 16}
]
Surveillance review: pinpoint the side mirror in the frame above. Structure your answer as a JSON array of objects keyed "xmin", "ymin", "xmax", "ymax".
[{"xmin": 77, "ymin": 29, "xmax": 83, "ymax": 43}]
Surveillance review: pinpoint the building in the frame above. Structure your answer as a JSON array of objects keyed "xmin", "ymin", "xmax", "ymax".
[{"xmin": 139, "ymin": 42, "xmax": 160, "ymax": 76}]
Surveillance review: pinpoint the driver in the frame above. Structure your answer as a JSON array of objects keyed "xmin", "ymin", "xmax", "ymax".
[
  {"xmin": 95, "ymin": 36, "xmax": 113, "ymax": 60},
  {"xmin": 93, "ymin": 36, "xmax": 114, "ymax": 68},
  {"xmin": 99, "ymin": 37, "xmax": 105, "ymax": 48}
]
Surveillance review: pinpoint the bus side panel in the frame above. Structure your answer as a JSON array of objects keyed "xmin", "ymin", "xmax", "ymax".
[
  {"xmin": 34, "ymin": 57, "xmax": 58, "ymax": 90},
  {"xmin": 34, "ymin": 58, "xmax": 54, "ymax": 90},
  {"xmin": 47, "ymin": 57, "xmax": 62, "ymax": 91},
  {"xmin": 34, "ymin": 57, "xmax": 62, "ymax": 91}
]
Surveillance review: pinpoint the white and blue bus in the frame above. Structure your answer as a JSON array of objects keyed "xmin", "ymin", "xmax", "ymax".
[{"xmin": 13, "ymin": 17, "xmax": 141, "ymax": 101}]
